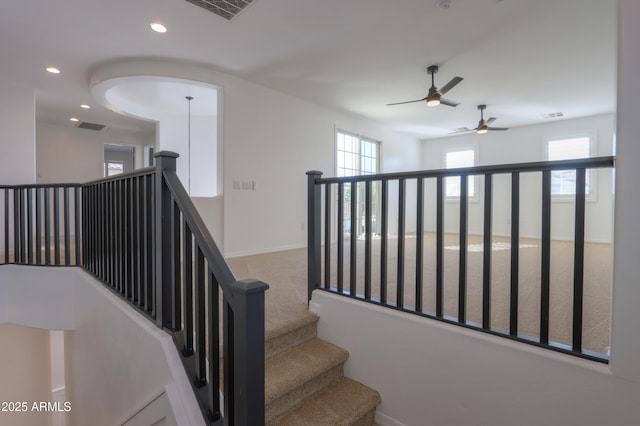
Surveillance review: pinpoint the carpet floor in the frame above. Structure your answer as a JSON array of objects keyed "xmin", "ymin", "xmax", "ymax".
[{"xmin": 228, "ymin": 232, "xmax": 612, "ymax": 355}]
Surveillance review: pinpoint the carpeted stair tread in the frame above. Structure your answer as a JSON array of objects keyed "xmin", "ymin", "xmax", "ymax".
[
  {"xmin": 265, "ymin": 307, "xmax": 318, "ymax": 340},
  {"xmin": 268, "ymin": 378, "xmax": 381, "ymax": 426},
  {"xmin": 265, "ymin": 338, "xmax": 349, "ymax": 404},
  {"xmin": 265, "ymin": 310, "xmax": 319, "ymax": 359}
]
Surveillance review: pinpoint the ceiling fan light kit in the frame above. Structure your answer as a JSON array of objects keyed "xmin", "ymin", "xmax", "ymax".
[
  {"xmin": 387, "ymin": 64, "xmax": 463, "ymax": 108},
  {"xmin": 473, "ymin": 104, "xmax": 509, "ymax": 134}
]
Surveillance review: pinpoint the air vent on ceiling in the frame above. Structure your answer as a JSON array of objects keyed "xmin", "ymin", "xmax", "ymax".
[
  {"xmin": 541, "ymin": 112, "xmax": 564, "ymax": 119},
  {"xmin": 184, "ymin": 0, "xmax": 256, "ymax": 21},
  {"xmin": 77, "ymin": 121, "xmax": 106, "ymax": 131}
]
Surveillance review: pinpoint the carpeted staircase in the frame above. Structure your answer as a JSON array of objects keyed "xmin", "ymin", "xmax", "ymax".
[{"xmin": 264, "ymin": 309, "xmax": 381, "ymax": 425}]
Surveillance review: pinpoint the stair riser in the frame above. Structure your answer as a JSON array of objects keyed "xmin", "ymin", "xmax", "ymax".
[
  {"xmin": 266, "ymin": 364, "xmax": 344, "ymax": 423},
  {"xmin": 265, "ymin": 321, "xmax": 317, "ymax": 359}
]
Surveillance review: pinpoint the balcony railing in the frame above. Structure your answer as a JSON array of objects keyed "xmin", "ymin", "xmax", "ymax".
[
  {"xmin": 307, "ymin": 157, "xmax": 615, "ymax": 363},
  {"xmin": 1, "ymin": 151, "xmax": 268, "ymax": 426}
]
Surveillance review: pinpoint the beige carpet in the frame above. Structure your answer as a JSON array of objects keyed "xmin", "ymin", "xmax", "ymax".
[{"xmin": 228, "ymin": 232, "xmax": 612, "ymax": 355}]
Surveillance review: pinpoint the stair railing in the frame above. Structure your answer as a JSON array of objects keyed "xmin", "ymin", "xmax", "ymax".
[
  {"xmin": 1, "ymin": 151, "xmax": 268, "ymax": 426},
  {"xmin": 307, "ymin": 156, "xmax": 614, "ymax": 363}
]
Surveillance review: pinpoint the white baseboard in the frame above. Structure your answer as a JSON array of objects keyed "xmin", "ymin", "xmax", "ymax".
[
  {"xmin": 224, "ymin": 243, "xmax": 306, "ymax": 258},
  {"xmin": 375, "ymin": 411, "xmax": 407, "ymax": 426}
]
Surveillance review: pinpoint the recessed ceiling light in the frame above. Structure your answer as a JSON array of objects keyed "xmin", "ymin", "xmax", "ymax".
[
  {"xmin": 46, "ymin": 67, "xmax": 61, "ymax": 74},
  {"xmin": 70, "ymin": 117, "xmax": 79, "ymax": 122},
  {"xmin": 150, "ymin": 22, "xmax": 167, "ymax": 33},
  {"xmin": 80, "ymin": 104, "xmax": 91, "ymax": 109}
]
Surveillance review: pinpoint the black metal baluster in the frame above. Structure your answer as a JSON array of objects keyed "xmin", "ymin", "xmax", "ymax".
[
  {"xmin": 380, "ymin": 179, "xmax": 388, "ymax": 304},
  {"xmin": 458, "ymin": 175, "xmax": 468, "ymax": 323},
  {"xmin": 35, "ymin": 188, "xmax": 42, "ymax": 265},
  {"xmin": 324, "ymin": 183, "xmax": 331, "ymax": 290},
  {"xmin": 53, "ymin": 187, "xmax": 60, "ymax": 265},
  {"xmin": 364, "ymin": 180, "xmax": 372, "ymax": 300},
  {"xmin": 4, "ymin": 189, "xmax": 8, "ymax": 264},
  {"xmin": 195, "ymin": 246, "xmax": 206, "ymax": 385},
  {"xmin": 510, "ymin": 173, "xmax": 520, "ymax": 336},
  {"xmin": 397, "ymin": 178, "xmax": 406, "ymax": 308},
  {"xmin": 136, "ymin": 177, "xmax": 143, "ymax": 305},
  {"xmin": 14, "ymin": 189, "xmax": 20, "ymax": 263},
  {"xmin": 573, "ymin": 168, "xmax": 586, "ymax": 352},
  {"xmin": 44, "ymin": 188, "xmax": 51, "ymax": 266},
  {"xmin": 183, "ymin": 222, "xmax": 194, "ymax": 355},
  {"xmin": 337, "ymin": 182, "xmax": 344, "ymax": 294},
  {"xmin": 111, "ymin": 181, "xmax": 116, "ymax": 286},
  {"xmin": 75, "ymin": 187, "xmax": 81, "ymax": 266},
  {"xmin": 124, "ymin": 179, "xmax": 131, "ymax": 298},
  {"xmin": 483, "ymin": 173, "xmax": 493, "ymax": 329},
  {"xmin": 116, "ymin": 180, "xmax": 122, "ymax": 292},
  {"xmin": 349, "ymin": 182, "xmax": 357, "ymax": 296},
  {"xmin": 436, "ymin": 176, "xmax": 444, "ymax": 318},
  {"xmin": 144, "ymin": 175, "xmax": 153, "ymax": 311},
  {"xmin": 27, "ymin": 188, "xmax": 33, "ymax": 264},
  {"xmin": 97, "ymin": 183, "xmax": 103, "ymax": 279},
  {"xmin": 540, "ymin": 170, "xmax": 551, "ymax": 344},
  {"xmin": 171, "ymin": 197, "xmax": 181, "ymax": 327},
  {"xmin": 416, "ymin": 178, "xmax": 424, "ymax": 312},
  {"xmin": 148, "ymin": 174, "xmax": 156, "ymax": 317},
  {"xmin": 208, "ymin": 267, "xmax": 221, "ymax": 420},
  {"xmin": 84, "ymin": 186, "xmax": 90, "ymax": 270},
  {"xmin": 64, "ymin": 187, "xmax": 70, "ymax": 265},
  {"xmin": 128, "ymin": 178, "xmax": 135, "ymax": 300}
]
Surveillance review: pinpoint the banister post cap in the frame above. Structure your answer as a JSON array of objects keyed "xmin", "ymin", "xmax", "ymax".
[{"xmin": 154, "ymin": 150, "xmax": 179, "ymax": 159}]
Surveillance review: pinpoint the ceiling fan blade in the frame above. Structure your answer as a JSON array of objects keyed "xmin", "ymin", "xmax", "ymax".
[
  {"xmin": 486, "ymin": 117, "xmax": 497, "ymax": 124},
  {"xmin": 488, "ymin": 127, "xmax": 509, "ymax": 131},
  {"xmin": 438, "ymin": 76, "xmax": 463, "ymax": 95},
  {"xmin": 387, "ymin": 97, "xmax": 428, "ymax": 106},
  {"xmin": 439, "ymin": 97, "xmax": 460, "ymax": 107},
  {"xmin": 448, "ymin": 127, "xmax": 474, "ymax": 134}
]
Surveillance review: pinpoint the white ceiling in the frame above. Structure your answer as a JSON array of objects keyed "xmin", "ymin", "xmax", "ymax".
[{"xmin": 0, "ymin": 0, "xmax": 617, "ymax": 139}]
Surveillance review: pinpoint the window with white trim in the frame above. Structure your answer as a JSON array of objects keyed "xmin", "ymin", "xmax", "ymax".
[
  {"xmin": 445, "ymin": 148, "xmax": 476, "ymax": 198},
  {"xmin": 336, "ymin": 130, "xmax": 381, "ymax": 237},
  {"xmin": 546, "ymin": 136, "xmax": 592, "ymax": 197},
  {"xmin": 336, "ymin": 130, "xmax": 379, "ymax": 177}
]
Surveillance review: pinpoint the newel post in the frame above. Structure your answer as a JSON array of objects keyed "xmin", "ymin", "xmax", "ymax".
[
  {"xmin": 307, "ymin": 170, "xmax": 323, "ymax": 302},
  {"xmin": 154, "ymin": 151, "xmax": 179, "ymax": 329},
  {"xmin": 224, "ymin": 278, "xmax": 269, "ymax": 425}
]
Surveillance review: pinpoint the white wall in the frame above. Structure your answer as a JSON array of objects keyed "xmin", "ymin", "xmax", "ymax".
[
  {"xmin": 0, "ymin": 79, "xmax": 35, "ymax": 252},
  {"xmin": 611, "ymin": 0, "xmax": 640, "ymax": 383},
  {"xmin": 0, "ymin": 78, "xmax": 35, "ymax": 185},
  {"xmin": 421, "ymin": 113, "xmax": 615, "ymax": 242},
  {"xmin": 220, "ymin": 75, "xmax": 421, "ymax": 256},
  {"xmin": 0, "ymin": 266, "xmax": 204, "ymax": 426},
  {"xmin": 0, "ymin": 324, "xmax": 51, "ymax": 426},
  {"xmin": 311, "ymin": 291, "xmax": 640, "ymax": 426},
  {"xmin": 36, "ymin": 122, "xmax": 150, "ymax": 183}
]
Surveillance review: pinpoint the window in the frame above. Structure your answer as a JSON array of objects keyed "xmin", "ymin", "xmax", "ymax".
[
  {"xmin": 546, "ymin": 136, "xmax": 592, "ymax": 196},
  {"xmin": 336, "ymin": 130, "xmax": 379, "ymax": 177},
  {"xmin": 104, "ymin": 161, "xmax": 124, "ymax": 177},
  {"xmin": 445, "ymin": 148, "xmax": 476, "ymax": 198},
  {"xmin": 336, "ymin": 130, "xmax": 381, "ymax": 237}
]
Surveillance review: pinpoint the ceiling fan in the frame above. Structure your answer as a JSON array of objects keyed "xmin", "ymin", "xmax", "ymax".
[
  {"xmin": 387, "ymin": 65, "xmax": 463, "ymax": 107},
  {"xmin": 452, "ymin": 105, "xmax": 510, "ymax": 134}
]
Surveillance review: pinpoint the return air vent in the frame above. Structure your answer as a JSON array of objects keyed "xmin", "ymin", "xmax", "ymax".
[
  {"xmin": 541, "ymin": 112, "xmax": 564, "ymax": 119},
  {"xmin": 184, "ymin": 0, "xmax": 256, "ymax": 20},
  {"xmin": 77, "ymin": 121, "xmax": 106, "ymax": 131}
]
